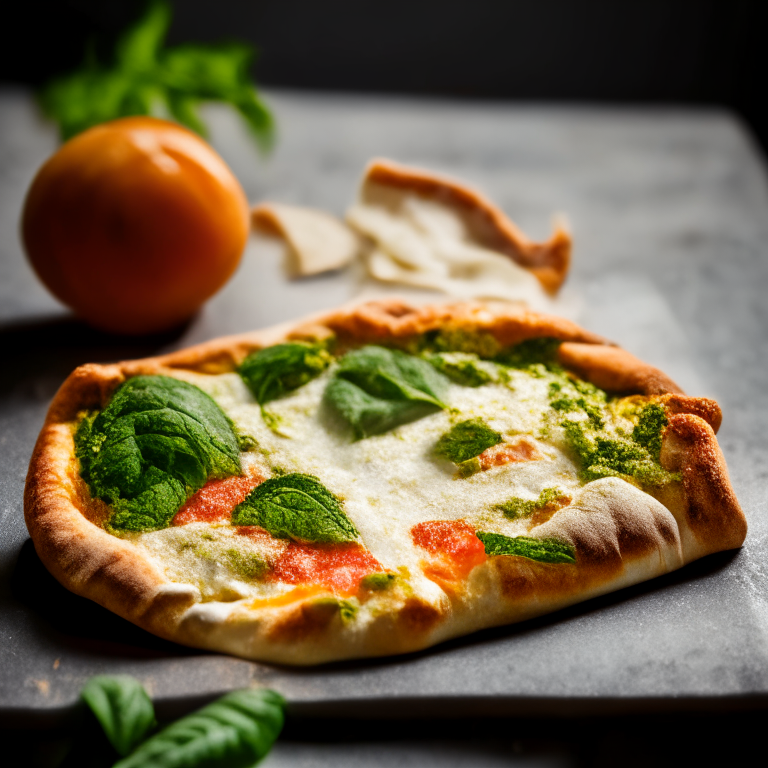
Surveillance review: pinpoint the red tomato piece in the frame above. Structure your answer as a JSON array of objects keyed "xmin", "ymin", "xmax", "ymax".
[
  {"xmin": 271, "ymin": 542, "xmax": 382, "ymax": 596},
  {"xmin": 411, "ymin": 520, "xmax": 487, "ymax": 581},
  {"xmin": 478, "ymin": 438, "xmax": 543, "ymax": 470},
  {"xmin": 172, "ymin": 474, "xmax": 263, "ymax": 525}
]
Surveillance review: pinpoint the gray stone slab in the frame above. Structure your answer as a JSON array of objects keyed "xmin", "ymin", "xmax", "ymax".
[{"xmin": 2, "ymin": 87, "xmax": 768, "ymax": 721}]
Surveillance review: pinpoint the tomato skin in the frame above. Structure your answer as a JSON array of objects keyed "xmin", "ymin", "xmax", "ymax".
[
  {"xmin": 478, "ymin": 438, "xmax": 543, "ymax": 469},
  {"xmin": 271, "ymin": 542, "xmax": 382, "ymax": 596},
  {"xmin": 22, "ymin": 117, "xmax": 250, "ymax": 335},
  {"xmin": 172, "ymin": 475, "xmax": 263, "ymax": 526},
  {"xmin": 411, "ymin": 520, "xmax": 487, "ymax": 583}
]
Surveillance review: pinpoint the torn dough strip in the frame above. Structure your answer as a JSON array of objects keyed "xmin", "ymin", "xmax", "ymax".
[
  {"xmin": 348, "ymin": 158, "xmax": 571, "ymax": 294},
  {"xmin": 353, "ymin": 198, "xmax": 552, "ymax": 308},
  {"xmin": 252, "ymin": 202, "xmax": 359, "ymax": 276}
]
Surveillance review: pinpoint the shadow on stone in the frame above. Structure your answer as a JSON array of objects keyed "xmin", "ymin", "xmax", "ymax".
[
  {"xmin": 0, "ymin": 313, "xmax": 193, "ymax": 399},
  {"xmin": 10, "ymin": 538, "xmax": 196, "ymax": 658}
]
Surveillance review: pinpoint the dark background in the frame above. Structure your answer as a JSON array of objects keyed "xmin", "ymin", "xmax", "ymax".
[{"xmin": 1, "ymin": 0, "xmax": 766, "ymax": 153}]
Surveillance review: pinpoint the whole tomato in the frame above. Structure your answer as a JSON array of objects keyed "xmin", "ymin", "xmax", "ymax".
[{"xmin": 22, "ymin": 116, "xmax": 250, "ymax": 334}]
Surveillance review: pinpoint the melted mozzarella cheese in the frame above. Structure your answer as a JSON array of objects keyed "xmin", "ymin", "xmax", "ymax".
[
  {"xmin": 152, "ymin": 366, "xmax": 584, "ymax": 600},
  {"xmin": 135, "ymin": 522, "xmax": 289, "ymax": 602}
]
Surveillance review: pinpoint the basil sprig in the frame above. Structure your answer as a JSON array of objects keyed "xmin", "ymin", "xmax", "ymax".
[
  {"xmin": 232, "ymin": 473, "xmax": 358, "ymax": 543},
  {"xmin": 75, "ymin": 375, "xmax": 241, "ymax": 532},
  {"xmin": 324, "ymin": 345, "xmax": 449, "ymax": 439},
  {"xmin": 39, "ymin": 0, "xmax": 273, "ymax": 147},
  {"xmin": 239, "ymin": 342, "xmax": 332, "ymax": 404},
  {"xmin": 477, "ymin": 532, "xmax": 576, "ymax": 564}
]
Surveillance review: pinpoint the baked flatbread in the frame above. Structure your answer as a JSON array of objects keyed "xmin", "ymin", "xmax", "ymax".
[{"xmin": 24, "ymin": 301, "xmax": 746, "ymax": 664}]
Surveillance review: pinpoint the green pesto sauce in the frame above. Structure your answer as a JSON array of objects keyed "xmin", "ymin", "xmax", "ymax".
[
  {"xmin": 224, "ymin": 548, "xmax": 268, "ymax": 580},
  {"xmin": 477, "ymin": 532, "xmax": 576, "ymax": 564},
  {"xmin": 235, "ymin": 427, "xmax": 258, "ymax": 452},
  {"xmin": 360, "ymin": 572, "xmax": 396, "ymax": 591},
  {"xmin": 417, "ymin": 328, "xmax": 504, "ymax": 359},
  {"xmin": 560, "ymin": 406, "xmax": 678, "ymax": 487},
  {"xmin": 495, "ymin": 337, "xmax": 562, "ymax": 370},
  {"xmin": 338, "ymin": 599, "xmax": 358, "ymax": 621},
  {"xmin": 631, "ymin": 403, "xmax": 667, "ymax": 460},
  {"xmin": 416, "ymin": 331, "xmax": 564, "ymax": 373},
  {"xmin": 435, "ymin": 418, "xmax": 503, "ymax": 465},
  {"xmin": 178, "ymin": 538, "xmax": 267, "ymax": 580},
  {"xmin": 494, "ymin": 487, "xmax": 566, "ymax": 520},
  {"xmin": 549, "ymin": 378, "xmax": 605, "ymax": 428},
  {"xmin": 424, "ymin": 352, "xmax": 494, "ymax": 387},
  {"xmin": 529, "ymin": 364, "xmax": 679, "ymax": 488}
]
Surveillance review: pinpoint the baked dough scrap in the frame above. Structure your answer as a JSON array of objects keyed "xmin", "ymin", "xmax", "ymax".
[
  {"xmin": 252, "ymin": 202, "xmax": 359, "ymax": 276},
  {"xmin": 25, "ymin": 301, "xmax": 746, "ymax": 665},
  {"xmin": 347, "ymin": 159, "xmax": 571, "ymax": 297}
]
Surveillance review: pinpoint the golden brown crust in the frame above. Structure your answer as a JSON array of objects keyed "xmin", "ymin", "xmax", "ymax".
[
  {"xmin": 362, "ymin": 159, "xmax": 571, "ymax": 293},
  {"xmin": 265, "ymin": 599, "xmax": 343, "ymax": 644},
  {"xmin": 558, "ymin": 343, "xmax": 684, "ymax": 395},
  {"xmin": 659, "ymin": 393, "xmax": 722, "ymax": 433},
  {"xmin": 660, "ymin": 413, "xmax": 747, "ymax": 559},
  {"xmin": 24, "ymin": 423, "xmax": 198, "ymax": 641},
  {"xmin": 24, "ymin": 300, "xmax": 746, "ymax": 664},
  {"xmin": 323, "ymin": 300, "xmax": 608, "ymax": 349}
]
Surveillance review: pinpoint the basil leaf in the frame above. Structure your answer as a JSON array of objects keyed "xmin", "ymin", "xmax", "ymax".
[
  {"xmin": 232, "ymin": 473, "xmax": 358, "ymax": 543},
  {"xmin": 435, "ymin": 419, "xmax": 502, "ymax": 465},
  {"xmin": 477, "ymin": 532, "xmax": 576, "ymax": 564},
  {"xmin": 338, "ymin": 346, "xmax": 448, "ymax": 404},
  {"xmin": 325, "ymin": 345, "xmax": 449, "ymax": 439},
  {"xmin": 424, "ymin": 352, "xmax": 493, "ymax": 387},
  {"xmin": 76, "ymin": 375, "xmax": 241, "ymax": 532},
  {"xmin": 561, "ymin": 419, "xmax": 679, "ymax": 487},
  {"xmin": 81, "ymin": 675, "xmax": 156, "ymax": 757},
  {"xmin": 324, "ymin": 377, "xmax": 438, "ymax": 440},
  {"xmin": 160, "ymin": 41, "xmax": 275, "ymax": 149},
  {"xmin": 161, "ymin": 42, "xmax": 253, "ymax": 96},
  {"xmin": 114, "ymin": 688, "xmax": 285, "ymax": 768},
  {"xmin": 239, "ymin": 342, "xmax": 332, "ymax": 404}
]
